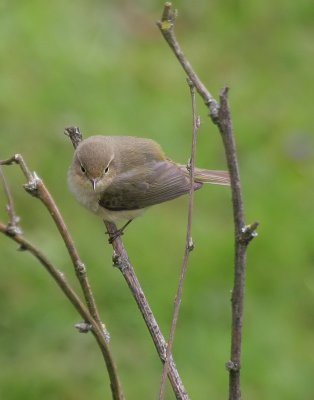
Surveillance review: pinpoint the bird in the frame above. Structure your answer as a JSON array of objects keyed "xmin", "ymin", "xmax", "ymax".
[{"xmin": 68, "ymin": 135, "xmax": 229, "ymax": 228}]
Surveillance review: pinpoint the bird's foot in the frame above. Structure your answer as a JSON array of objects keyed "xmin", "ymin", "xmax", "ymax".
[
  {"xmin": 105, "ymin": 219, "xmax": 133, "ymax": 244},
  {"xmin": 106, "ymin": 228, "xmax": 124, "ymax": 244}
]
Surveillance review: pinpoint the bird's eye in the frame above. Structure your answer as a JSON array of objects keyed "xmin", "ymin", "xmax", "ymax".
[
  {"xmin": 104, "ymin": 166, "xmax": 109, "ymax": 174},
  {"xmin": 80, "ymin": 165, "xmax": 86, "ymax": 173}
]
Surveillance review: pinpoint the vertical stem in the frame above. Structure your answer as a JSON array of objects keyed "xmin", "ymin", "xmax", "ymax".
[
  {"xmin": 218, "ymin": 88, "xmax": 246, "ymax": 400},
  {"xmin": 159, "ymin": 80, "xmax": 199, "ymax": 399}
]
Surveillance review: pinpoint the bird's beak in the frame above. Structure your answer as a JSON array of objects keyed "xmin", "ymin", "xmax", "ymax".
[{"xmin": 91, "ymin": 178, "xmax": 97, "ymax": 191}]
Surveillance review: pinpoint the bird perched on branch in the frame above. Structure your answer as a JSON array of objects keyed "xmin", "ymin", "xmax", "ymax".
[{"xmin": 68, "ymin": 135, "xmax": 229, "ymax": 225}]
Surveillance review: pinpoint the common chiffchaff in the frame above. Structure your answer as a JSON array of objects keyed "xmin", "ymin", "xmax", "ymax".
[{"xmin": 68, "ymin": 135, "xmax": 229, "ymax": 223}]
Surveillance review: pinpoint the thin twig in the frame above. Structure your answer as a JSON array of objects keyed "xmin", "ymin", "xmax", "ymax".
[
  {"xmin": 64, "ymin": 126, "xmax": 82, "ymax": 149},
  {"xmin": 0, "ymin": 155, "xmax": 105, "ymax": 334},
  {"xmin": 105, "ymin": 221, "xmax": 189, "ymax": 400},
  {"xmin": 0, "ymin": 156, "xmax": 124, "ymax": 400},
  {"xmin": 0, "ymin": 166, "xmax": 22, "ymax": 235},
  {"xmin": 159, "ymin": 79, "xmax": 199, "ymax": 399},
  {"xmin": 157, "ymin": 4, "xmax": 258, "ymax": 400},
  {"xmin": 0, "ymin": 221, "xmax": 124, "ymax": 400},
  {"xmin": 157, "ymin": 3, "xmax": 219, "ymax": 123}
]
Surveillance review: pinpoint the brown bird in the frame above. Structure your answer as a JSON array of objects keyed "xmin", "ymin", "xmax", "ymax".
[{"xmin": 68, "ymin": 135, "xmax": 229, "ymax": 224}]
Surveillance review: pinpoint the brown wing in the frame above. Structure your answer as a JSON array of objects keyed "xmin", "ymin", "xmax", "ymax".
[{"xmin": 99, "ymin": 161, "xmax": 202, "ymax": 211}]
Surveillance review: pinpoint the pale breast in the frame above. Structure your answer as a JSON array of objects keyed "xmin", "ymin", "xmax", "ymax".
[{"xmin": 68, "ymin": 168, "xmax": 146, "ymax": 222}]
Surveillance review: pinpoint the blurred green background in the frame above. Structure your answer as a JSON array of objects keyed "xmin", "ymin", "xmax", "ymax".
[{"xmin": 0, "ymin": 0, "xmax": 313, "ymax": 398}]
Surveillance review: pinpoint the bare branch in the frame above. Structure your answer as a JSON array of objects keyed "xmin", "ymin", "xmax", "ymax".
[
  {"xmin": 0, "ymin": 157, "xmax": 124, "ymax": 400},
  {"xmin": 0, "ymin": 166, "xmax": 22, "ymax": 236},
  {"xmin": 157, "ymin": 4, "xmax": 259, "ymax": 399},
  {"xmin": 157, "ymin": 3, "xmax": 219, "ymax": 122},
  {"xmin": 0, "ymin": 154, "xmax": 33, "ymax": 181},
  {"xmin": 0, "ymin": 221, "xmax": 124, "ymax": 400},
  {"xmin": 1, "ymin": 155, "xmax": 104, "ymax": 333},
  {"xmin": 218, "ymin": 88, "xmax": 259, "ymax": 400},
  {"xmin": 64, "ymin": 126, "xmax": 83, "ymax": 149},
  {"xmin": 159, "ymin": 79, "xmax": 199, "ymax": 399},
  {"xmin": 105, "ymin": 221, "xmax": 190, "ymax": 400}
]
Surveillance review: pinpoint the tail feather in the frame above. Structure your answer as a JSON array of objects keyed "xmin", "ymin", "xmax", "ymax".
[
  {"xmin": 193, "ymin": 168, "xmax": 230, "ymax": 185},
  {"xmin": 178, "ymin": 165, "xmax": 230, "ymax": 186}
]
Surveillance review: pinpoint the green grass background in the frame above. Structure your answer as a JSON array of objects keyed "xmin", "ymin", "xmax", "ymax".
[{"xmin": 0, "ymin": 1, "xmax": 313, "ymax": 398}]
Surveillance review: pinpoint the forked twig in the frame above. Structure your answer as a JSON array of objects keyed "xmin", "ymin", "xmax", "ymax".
[
  {"xmin": 0, "ymin": 154, "xmax": 104, "ymax": 332},
  {"xmin": 0, "ymin": 221, "xmax": 123, "ymax": 400},
  {"xmin": 157, "ymin": 4, "xmax": 259, "ymax": 399},
  {"xmin": 0, "ymin": 158, "xmax": 124, "ymax": 400},
  {"xmin": 159, "ymin": 79, "xmax": 199, "ymax": 399}
]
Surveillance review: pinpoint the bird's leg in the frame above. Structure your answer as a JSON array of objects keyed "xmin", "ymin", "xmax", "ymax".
[{"xmin": 105, "ymin": 219, "xmax": 133, "ymax": 244}]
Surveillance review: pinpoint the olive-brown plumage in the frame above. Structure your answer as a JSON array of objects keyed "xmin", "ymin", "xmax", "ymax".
[{"xmin": 68, "ymin": 135, "xmax": 229, "ymax": 222}]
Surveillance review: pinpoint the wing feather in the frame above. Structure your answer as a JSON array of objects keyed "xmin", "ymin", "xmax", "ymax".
[{"xmin": 99, "ymin": 161, "xmax": 202, "ymax": 211}]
